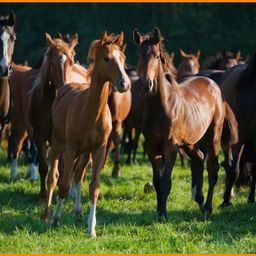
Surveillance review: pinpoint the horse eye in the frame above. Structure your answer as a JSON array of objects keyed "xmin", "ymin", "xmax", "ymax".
[{"xmin": 104, "ymin": 57, "xmax": 110, "ymax": 63}]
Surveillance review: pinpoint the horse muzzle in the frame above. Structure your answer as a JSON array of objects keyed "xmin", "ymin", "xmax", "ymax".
[
  {"xmin": 0, "ymin": 65, "xmax": 11, "ymax": 77},
  {"xmin": 113, "ymin": 78, "xmax": 131, "ymax": 93},
  {"xmin": 140, "ymin": 79, "xmax": 154, "ymax": 92}
]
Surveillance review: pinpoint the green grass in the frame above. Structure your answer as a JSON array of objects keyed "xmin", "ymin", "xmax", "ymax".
[{"xmin": 0, "ymin": 148, "xmax": 255, "ymax": 253}]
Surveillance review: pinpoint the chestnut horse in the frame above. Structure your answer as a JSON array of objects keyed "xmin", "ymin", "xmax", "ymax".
[
  {"xmin": 28, "ymin": 33, "xmax": 88, "ymax": 198},
  {"xmin": 43, "ymin": 32, "xmax": 130, "ymax": 237},
  {"xmin": 0, "ymin": 11, "xmax": 16, "ymax": 133},
  {"xmin": 133, "ymin": 27, "xmax": 235, "ymax": 218},
  {"xmin": 9, "ymin": 33, "xmax": 81, "ymax": 183},
  {"xmin": 177, "ymin": 49, "xmax": 201, "ymax": 83},
  {"xmin": 86, "ymin": 39, "xmax": 131, "ymax": 177}
]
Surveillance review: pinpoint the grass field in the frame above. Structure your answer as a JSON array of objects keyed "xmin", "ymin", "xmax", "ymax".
[{"xmin": 0, "ymin": 148, "xmax": 255, "ymax": 253}]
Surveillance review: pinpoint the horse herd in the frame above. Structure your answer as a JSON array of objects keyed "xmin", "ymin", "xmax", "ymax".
[{"xmin": 0, "ymin": 11, "xmax": 256, "ymax": 237}]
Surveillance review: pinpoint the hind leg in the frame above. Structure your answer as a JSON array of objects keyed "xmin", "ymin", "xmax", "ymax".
[
  {"xmin": 132, "ymin": 128, "xmax": 141, "ymax": 164},
  {"xmin": 10, "ymin": 127, "xmax": 27, "ymax": 180},
  {"xmin": 248, "ymin": 164, "xmax": 256, "ymax": 203},
  {"xmin": 34, "ymin": 133, "xmax": 48, "ymax": 200}
]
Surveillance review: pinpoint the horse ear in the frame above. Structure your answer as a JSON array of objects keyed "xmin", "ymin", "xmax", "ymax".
[
  {"xmin": 133, "ymin": 29, "xmax": 142, "ymax": 46},
  {"xmin": 121, "ymin": 43, "xmax": 127, "ymax": 53},
  {"xmin": 116, "ymin": 31, "xmax": 124, "ymax": 47},
  {"xmin": 69, "ymin": 33, "xmax": 78, "ymax": 49},
  {"xmin": 235, "ymin": 50, "xmax": 241, "ymax": 61},
  {"xmin": 169, "ymin": 52, "xmax": 175, "ymax": 62},
  {"xmin": 100, "ymin": 31, "xmax": 108, "ymax": 45},
  {"xmin": 196, "ymin": 49, "xmax": 201, "ymax": 59},
  {"xmin": 8, "ymin": 11, "xmax": 16, "ymax": 26},
  {"xmin": 45, "ymin": 33, "xmax": 54, "ymax": 46},
  {"xmin": 180, "ymin": 48, "xmax": 188, "ymax": 58},
  {"xmin": 153, "ymin": 27, "xmax": 161, "ymax": 44},
  {"xmin": 57, "ymin": 32, "xmax": 63, "ymax": 39}
]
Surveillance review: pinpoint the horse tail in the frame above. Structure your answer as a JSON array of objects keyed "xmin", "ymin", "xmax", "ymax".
[{"xmin": 221, "ymin": 102, "xmax": 239, "ymax": 149}]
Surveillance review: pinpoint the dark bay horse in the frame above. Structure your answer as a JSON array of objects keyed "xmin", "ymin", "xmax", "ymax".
[
  {"xmin": 218, "ymin": 56, "xmax": 256, "ymax": 206},
  {"xmin": 43, "ymin": 32, "xmax": 130, "ymax": 237},
  {"xmin": 133, "ymin": 27, "xmax": 235, "ymax": 218},
  {"xmin": 0, "ymin": 11, "xmax": 16, "ymax": 133},
  {"xmin": 28, "ymin": 33, "xmax": 86, "ymax": 199}
]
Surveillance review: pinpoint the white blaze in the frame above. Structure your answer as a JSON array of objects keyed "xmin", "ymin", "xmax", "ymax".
[{"xmin": 0, "ymin": 31, "xmax": 10, "ymax": 68}]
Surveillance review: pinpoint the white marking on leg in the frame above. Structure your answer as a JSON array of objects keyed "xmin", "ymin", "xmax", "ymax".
[
  {"xmin": 231, "ymin": 187, "xmax": 235, "ymax": 198},
  {"xmin": 192, "ymin": 185, "xmax": 197, "ymax": 200},
  {"xmin": 73, "ymin": 181, "xmax": 82, "ymax": 216},
  {"xmin": 87, "ymin": 203, "xmax": 97, "ymax": 237},
  {"xmin": 52, "ymin": 196, "xmax": 64, "ymax": 223},
  {"xmin": 11, "ymin": 159, "xmax": 18, "ymax": 180},
  {"xmin": 30, "ymin": 163, "xmax": 38, "ymax": 182}
]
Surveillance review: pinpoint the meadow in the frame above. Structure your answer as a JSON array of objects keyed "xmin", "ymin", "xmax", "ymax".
[{"xmin": 0, "ymin": 148, "xmax": 255, "ymax": 253}]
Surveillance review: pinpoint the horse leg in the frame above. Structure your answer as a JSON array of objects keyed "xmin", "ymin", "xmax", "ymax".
[
  {"xmin": 112, "ymin": 120, "xmax": 122, "ymax": 177},
  {"xmin": 10, "ymin": 129, "xmax": 27, "ymax": 180},
  {"xmin": 132, "ymin": 128, "xmax": 141, "ymax": 164},
  {"xmin": 102, "ymin": 134, "xmax": 112, "ymax": 169},
  {"xmin": 43, "ymin": 135, "xmax": 63, "ymax": 222},
  {"xmin": 28, "ymin": 138, "xmax": 38, "ymax": 182},
  {"xmin": 34, "ymin": 134, "xmax": 48, "ymax": 200},
  {"xmin": 248, "ymin": 164, "xmax": 256, "ymax": 203},
  {"xmin": 72, "ymin": 152, "xmax": 91, "ymax": 217},
  {"xmin": 51, "ymin": 148, "xmax": 76, "ymax": 227},
  {"xmin": 125, "ymin": 127, "xmax": 132, "ymax": 165},
  {"xmin": 183, "ymin": 145, "xmax": 205, "ymax": 210},
  {"xmin": 221, "ymin": 144, "xmax": 244, "ymax": 207},
  {"xmin": 159, "ymin": 142, "xmax": 178, "ymax": 219},
  {"xmin": 88, "ymin": 145, "xmax": 106, "ymax": 237}
]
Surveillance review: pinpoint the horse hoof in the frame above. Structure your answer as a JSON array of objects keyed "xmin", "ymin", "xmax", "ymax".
[
  {"xmin": 88, "ymin": 229, "xmax": 97, "ymax": 237},
  {"xmin": 219, "ymin": 201, "xmax": 233, "ymax": 208},
  {"xmin": 51, "ymin": 218, "xmax": 60, "ymax": 228},
  {"xmin": 247, "ymin": 198, "xmax": 255, "ymax": 204},
  {"xmin": 144, "ymin": 182, "xmax": 155, "ymax": 193},
  {"xmin": 202, "ymin": 205, "xmax": 212, "ymax": 215},
  {"xmin": 112, "ymin": 170, "xmax": 120, "ymax": 178}
]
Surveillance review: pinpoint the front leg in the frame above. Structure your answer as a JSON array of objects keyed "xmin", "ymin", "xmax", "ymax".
[{"xmin": 88, "ymin": 145, "xmax": 106, "ymax": 237}]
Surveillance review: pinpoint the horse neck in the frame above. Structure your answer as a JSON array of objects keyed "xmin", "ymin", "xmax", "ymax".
[
  {"xmin": 85, "ymin": 64, "xmax": 110, "ymax": 123},
  {"xmin": 155, "ymin": 59, "xmax": 179, "ymax": 111}
]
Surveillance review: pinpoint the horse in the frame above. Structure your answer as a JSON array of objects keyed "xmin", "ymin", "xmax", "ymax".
[
  {"xmin": 133, "ymin": 27, "xmax": 237, "ymax": 218},
  {"xmin": 28, "ymin": 32, "xmax": 87, "ymax": 199},
  {"xmin": 86, "ymin": 39, "xmax": 132, "ymax": 177},
  {"xmin": 202, "ymin": 50, "xmax": 240, "ymax": 70},
  {"xmin": 122, "ymin": 50, "xmax": 177, "ymax": 166},
  {"xmin": 177, "ymin": 49, "xmax": 201, "ymax": 83},
  {"xmin": 0, "ymin": 11, "xmax": 16, "ymax": 133},
  {"xmin": 218, "ymin": 55, "xmax": 256, "ymax": 206},
  {"xmin": 9, "ymin": 33, "xmax": 82, "ymax": 183},
  {"xmin": 43, "ymin": 31, "xmax": 130, "ymax": 237}
]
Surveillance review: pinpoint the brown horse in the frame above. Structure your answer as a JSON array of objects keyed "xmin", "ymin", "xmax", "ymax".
[
  {"xmin": 0, "ymin": 11, "xmax": 16, "ymax": 133},
  {"xmin": 43, "ymin": 32, "xmax": 130, "ymax": 237},
  {"xmin": 218, "ymin": 55, "xmax": 256, "ymax": 206},
  {"xmin": 28, "ymin": 33, "xmax": 86, "ymax": 198},
  {"xmin": 202, "ymin": 50, "xmax": 240, "ymax": 70},
  {"xmin": 133, "ymin": 27, "xmax": 236, "ymax": 217},
  {"xmin": 9, "ymin": 33, "xmax": 81, "ymax": 182},
  {"xmin": 177, "ymin": 49, "xmax": 201, "ymax": 83},
  {"xmin": 86, "ymin": 39, "xmax": 132, "ymax": 177}
]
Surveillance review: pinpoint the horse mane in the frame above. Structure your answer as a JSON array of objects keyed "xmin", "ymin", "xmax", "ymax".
[{"xmin": 202, "ymin": 51, "xmax": 235, "ymax": 70}]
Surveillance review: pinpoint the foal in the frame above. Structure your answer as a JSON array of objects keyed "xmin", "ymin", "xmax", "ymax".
[
  {"xmin": 134, "ymin": 28, "xmax": 230, "ymax": 217},
  {"xmin": 43, "ymin": 32, "xmax": 130, "ymax": 237}
]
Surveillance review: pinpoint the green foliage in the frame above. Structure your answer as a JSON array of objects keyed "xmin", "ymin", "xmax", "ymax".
[
  {"xmin": 1, "ymin": 3, "xmax": 256, "ymax": 66},
  {"xmin": 0, "ymin": 148, "xmax": 255, "ymax": 253}
]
